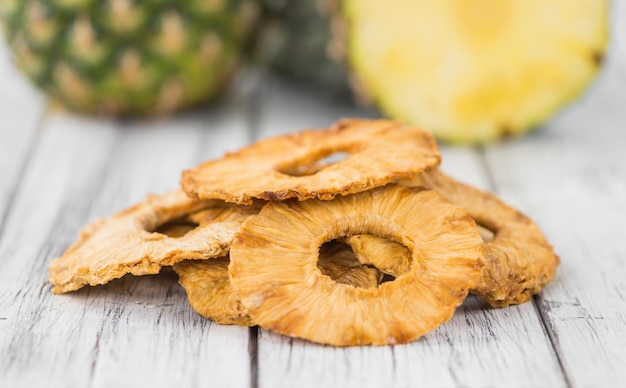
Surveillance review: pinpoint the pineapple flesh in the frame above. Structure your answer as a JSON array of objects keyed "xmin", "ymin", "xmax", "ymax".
[
  {"xmin": 345, "ymin": 0, "xmax": 608, "ymax": 143},
  {"xmin": 0, "ymin": 0, "xmax": 259, "ymax": 115}
]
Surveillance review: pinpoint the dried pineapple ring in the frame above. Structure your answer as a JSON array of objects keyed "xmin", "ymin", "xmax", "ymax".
[
  {"xmin": 229, "ymin": 185, "xmax": 484, "ymax": 346},
  {"xmin": 405, "ymin": 170, "xmax": 559, "ymax": 307},
  {"xmin": 174, "ymin": 257, "xmax": 255, "ymax": 326},
  {"xmin": 49, "ymin": 190, "xmax": 261, "ymax": 294},
  {"xmin": 174, "ymin": 242, "xmax": 379, "ymax": 326},
  {"xmin": 181, "ymin": 119, "xmax": 440, "ymax": 205}
]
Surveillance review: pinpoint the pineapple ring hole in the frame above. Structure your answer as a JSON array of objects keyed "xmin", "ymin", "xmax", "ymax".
[
  {"xmin": 153, "ymin": 218, "xmax": 200, "ymax": 238},
  {"xmin": 477, "ymin": 224, "xmax": 495, "ymax": 242},
  {"xmin": 380, "ymin": 273, "xmax": 396, "ymax": 284},
  {"xmin": 316, "ymin": 224, "xmax": 415, "ymax": 289},
  {"xmin": 275, "ymin": 151, "xmax": 350, "ymax": 177},
  {"xmin": 316, "ymin": 239, "xmax": 383, "ymax": 289}
]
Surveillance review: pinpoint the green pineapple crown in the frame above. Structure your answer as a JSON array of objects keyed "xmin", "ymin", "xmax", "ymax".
[{"xmin": 1, "ymin": 0, "xmax": 259, "ymax": 114}]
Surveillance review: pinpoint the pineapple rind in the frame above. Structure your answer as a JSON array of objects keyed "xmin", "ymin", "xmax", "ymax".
[{"xmin": 1, "ymin": 0, "xmax": 259, "ymax": 115}]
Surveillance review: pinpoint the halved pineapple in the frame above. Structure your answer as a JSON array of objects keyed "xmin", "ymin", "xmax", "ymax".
[
  {"xmin": 0, "ymin": 0, "xmax": 259, "ymax": 115},
  {"xmin": 345, "ymin": 0, "xmax": 608, "ymax": 143}
]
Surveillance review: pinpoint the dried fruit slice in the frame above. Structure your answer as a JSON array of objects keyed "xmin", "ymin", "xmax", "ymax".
[
  {"xmin": 405, "ymin": 170, "xmax": 559, "ymax": 307},
  {"xmin": 229, "ymin": 185, "xmax": 483, "ymax": 346},
  {"xmin": 174, "ymin": 257, "xmax": 255, "ymax": 326},
  {"xmin": 181, "ymin": 119, "xmax": 440, "ymax": 205},
  {"xmin": 49, "ymin": 190, "xmax": 261, "ymax": 294},
  {"xmin": 174, "ymin": 241, "xmax": 379, "ymax": 326}
]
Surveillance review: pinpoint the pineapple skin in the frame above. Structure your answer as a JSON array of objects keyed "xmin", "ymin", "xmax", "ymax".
[
  {"xmin": 255, "ymin": 0, "xmax": 349, "ymax": 93},
  {"xmin": 0, "ymin": 0, "xmax": 259, "ymax": 115}
]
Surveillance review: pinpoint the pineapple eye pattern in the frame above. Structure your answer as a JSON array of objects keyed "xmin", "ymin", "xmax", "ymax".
[{"xmin": 2, "ymin": 0, "xmax": 260, "ymax": 114}]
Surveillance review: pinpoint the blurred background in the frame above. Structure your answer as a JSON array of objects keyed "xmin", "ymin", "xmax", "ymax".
[{"xmin": 0, "ymin": 0, "xmax": 622, "ymax": 144}]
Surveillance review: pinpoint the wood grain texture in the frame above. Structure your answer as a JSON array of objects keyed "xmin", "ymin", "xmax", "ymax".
[
  {"xmin": 612, "ymin": 0, "xmax": 626, "ymax": 65},
  {"xmin": 0, "ymin": 82, "xmax": 255, "ymax": 387},
  {"xmin": 253, "ymin": 73, "xmax": 375, "ymax": 139},
  {"xmin": 257, "ymin": 297, "xmax": 565, "ymax": 388},
  {"xmin": 480, "ymin": 8, "xmax": 626, "ymax": 384},
  {"xmin": 483, "ymin": 50, "xmax": 626, "ymax": 386},
  {"xmin": 0, "ymin": 44, "xmax": 44, "ymax": 228}
]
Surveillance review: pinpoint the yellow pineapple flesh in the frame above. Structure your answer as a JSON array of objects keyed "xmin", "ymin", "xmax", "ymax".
[{"xmin": 345, "ymin": 0, "xmax": 608, "ymax": 143}]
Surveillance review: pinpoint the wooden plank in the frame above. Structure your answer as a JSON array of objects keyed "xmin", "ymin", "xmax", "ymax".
[
  {"xmin": 0, "ymin": 79, "xmax": 254, "ymax": 387},
  {"xmin": 253, "ymin": 73, "xmax": 375, "ymax": 139},
  {"xmin": 252, "ymin": 74, "xmax": 565, "ymax": 388},
  {"xmin": 0, "ymin": 43, "xmax": 45, "ymax": 226},
  {"xmin": 482, "ymin": 26, "xmax": 626, "ymax": 385},
  {"xmin": 258, "ymin": 296, "xmax": 565, "ymax": 388},
  {"xmin": 612, "ymin": 0, "xmax": 626, "ymax": 66},
  {"xmin": 0, "ymin": 116, "xmax": 120, "ymax": 386},
  {"xmin": 88, "ymin": 81, "xmax": 255, "ymax": 388}
]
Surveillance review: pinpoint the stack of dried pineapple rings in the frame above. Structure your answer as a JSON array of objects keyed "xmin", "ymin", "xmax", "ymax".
[{"xmin": 49, "ymin": 119, "xmax": 559, "ymax": 346}]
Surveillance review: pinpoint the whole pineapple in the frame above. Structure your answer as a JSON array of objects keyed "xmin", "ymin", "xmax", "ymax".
[
  {"xmin": 255, "ymin": 0, "xmax": 348, "ymax": 93},
  {"xmin": 0, "ymin": 0, "xmax": 259, "ymax": 115},
  {"xmin": 258, "ymin": 0, "xmax": 608, "ymax": 143}
]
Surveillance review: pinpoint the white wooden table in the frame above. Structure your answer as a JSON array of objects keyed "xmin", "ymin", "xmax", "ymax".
[{"xmin": 1, "ymin": 5, "xmax": 626, "ymax": 387}]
